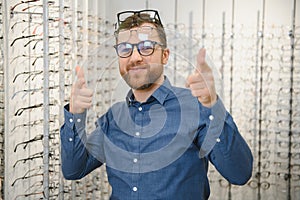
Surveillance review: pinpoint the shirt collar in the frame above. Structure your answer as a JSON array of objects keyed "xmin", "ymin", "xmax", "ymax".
[{"xmin": 126, "ymin": 76, "xmax": 173, "ymax": 106}]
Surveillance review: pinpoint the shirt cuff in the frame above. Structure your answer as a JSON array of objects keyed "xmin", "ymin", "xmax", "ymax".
[
  {"xmin": 199, "ymin": 97, "xmax": 227, "ymax": 158},
  {"xmin": 64, "ymin": 104, "xmax": 87, "ymax": 132}
]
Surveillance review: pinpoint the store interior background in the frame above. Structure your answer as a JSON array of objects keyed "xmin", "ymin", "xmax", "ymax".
[{"xmin": 0, "ymin": 0, "xmax": 299, "ymax": 199}]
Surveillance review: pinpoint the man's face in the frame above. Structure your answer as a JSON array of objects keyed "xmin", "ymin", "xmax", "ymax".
[{"xmin": 116, "ymin": 23, "xmax": 169, "ymax": 90}]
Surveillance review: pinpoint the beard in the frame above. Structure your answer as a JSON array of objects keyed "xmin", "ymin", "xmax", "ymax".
[{"xmin": 122, "ymin": 63, "xmax": 163, "ymax": 90}]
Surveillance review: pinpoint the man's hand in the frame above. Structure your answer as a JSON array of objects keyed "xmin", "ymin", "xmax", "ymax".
[
  {"xmin": 70, "ymin": 66, "xmax": 93, "ymax": 114},
  {"xmin": 186, "ymin": 48, "xmax": 217, "ymax": 107}
]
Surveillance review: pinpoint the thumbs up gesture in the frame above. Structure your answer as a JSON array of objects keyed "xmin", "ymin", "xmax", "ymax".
[
  {"xmin": 186, "ymin": 48, "xmax": 217, "ymax": 107},
  {"xmin": 70, "ymin": 66, "xmax": 94, "ymax": 114}
]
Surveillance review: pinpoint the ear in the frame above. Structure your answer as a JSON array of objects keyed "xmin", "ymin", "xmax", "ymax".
[{"xmin": 162, "ymin": 48, "xmax": 170, "ymax": 65}]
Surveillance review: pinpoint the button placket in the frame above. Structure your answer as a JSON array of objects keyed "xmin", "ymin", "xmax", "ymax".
[{"xmin": 130, "ymin": 104, "xmax": 142, "ymax": 196}]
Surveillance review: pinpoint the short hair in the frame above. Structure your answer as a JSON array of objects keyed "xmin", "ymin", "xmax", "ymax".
[{"xmin": 115, "ymin": 12, "xmax": 167, "ymax": 47}]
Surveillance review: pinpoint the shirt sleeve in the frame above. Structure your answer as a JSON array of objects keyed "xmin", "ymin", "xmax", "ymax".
[
  {"xmin": 196, "ymin": 98, "xmax": 253, "ymax": 185},
  {"xmin": 60, "ymin": 104, "xmax": 103, "ymax": 180}
]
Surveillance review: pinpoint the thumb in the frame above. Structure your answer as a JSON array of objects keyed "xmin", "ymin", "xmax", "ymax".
[
  {"xmin": 75, "ymin": 66, "xmax": 86, "ymax": 88},
  {"xmin": 76, "ymin": 65, "xmax": 85, "ymax": 80},
  {"xmin": 195, "ymin": 48, "xmax": 211, "ymax": 73}
]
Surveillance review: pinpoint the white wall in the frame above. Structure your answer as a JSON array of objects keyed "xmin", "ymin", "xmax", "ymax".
[{"xmin": 101, "ymin": 0, "xmax": 299, "ymax": 28}]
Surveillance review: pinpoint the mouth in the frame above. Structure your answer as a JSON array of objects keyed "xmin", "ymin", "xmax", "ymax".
[
  {"xmin": 127, "ymin": 64, "xmax": 148, "ymax": 73},
  {"xmin": 129, "ymin": 67, "xmax": 146, "ymax": 71}
]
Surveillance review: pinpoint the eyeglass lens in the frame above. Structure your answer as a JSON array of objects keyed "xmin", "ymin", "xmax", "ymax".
[{"xmin": 115, "ymin": 40, "xmax": 157, "ymax": 58}]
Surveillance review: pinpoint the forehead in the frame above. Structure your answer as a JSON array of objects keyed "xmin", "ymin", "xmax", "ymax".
[{"xmin": 117, "ymin": 23, "xmax": 160, "ymax": 43}]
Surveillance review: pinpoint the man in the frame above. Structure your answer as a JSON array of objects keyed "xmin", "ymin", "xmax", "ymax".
[{"xmin": 60, "ymin": 9, "xmax": 253, "ymax": 200}]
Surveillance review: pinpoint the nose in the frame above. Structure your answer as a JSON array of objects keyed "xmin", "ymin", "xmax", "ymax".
[{"xmin": 129, "ymin": 45, "xmax": 142, "ymax": 62}]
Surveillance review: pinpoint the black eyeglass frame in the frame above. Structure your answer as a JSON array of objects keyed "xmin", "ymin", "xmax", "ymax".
[
  {"xmin": 113, "ymin": 40, "xmax": 165, "ymax": 58},
  {"xmin": 116, "ymin": 9, "xmax": 163, "ymax": 28}
]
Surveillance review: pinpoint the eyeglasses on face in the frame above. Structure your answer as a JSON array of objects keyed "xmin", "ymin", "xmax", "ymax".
[
  {"xmin": 114, "ymin": 40, "xmax": 164, "ymax": 58},
  {"xmin": 116, "ymin": 9, "xmax": 162, "ymax": 27}
]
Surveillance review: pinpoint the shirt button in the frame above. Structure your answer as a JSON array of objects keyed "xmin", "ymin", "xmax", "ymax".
[
  {"xmin": 133, "ymin": 158, "xmax": 138, "ymax": 163},
  {"xmin": 132, "ymin": 187, "xmax": 138, "ymax": 192},
  {"xmin": 138, "ymin": 107, "xmax": 142, "ymax": 111},
  {"xmin": 209, "ymin": 115, "xmax": 214, "ymax": 121},
  {"xmin": 77, "ymin": 118, "xmax": 81, "ymax": 123},
  {"xmin": 216, "ymin": 138, "xmax": 221, "ymax": 143},
  {"xmin": 135, "ymin": 132, "xmax": 140, "ymax": 136},
  {"xmin": 69, "ymin": 118, "xmax": 73, "ymax": 123},
  {"xmin": 68, "ymin": 138, "xmax": 73, "ymax": 142}
]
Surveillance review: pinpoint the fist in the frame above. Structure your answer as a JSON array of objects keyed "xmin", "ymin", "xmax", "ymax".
[
  {"xmin": 70, "ymin": 66, "xmax": 93, "ymax": 114},
  {"xmin": 186, "ymin": 48, "xmax": 217, "ymax": 107}
]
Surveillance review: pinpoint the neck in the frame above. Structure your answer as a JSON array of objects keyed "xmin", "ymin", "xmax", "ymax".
[{"xmin": 133, "ymin": 76, "xmax": 164, "ymax": 103}]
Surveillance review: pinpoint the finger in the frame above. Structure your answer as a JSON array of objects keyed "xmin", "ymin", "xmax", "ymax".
[
  {"xmin": 75, "ymin": 66, "xmax": 87, "ymax": 87},
  {"xmin": 73, "ymin": 100, "xmax": 92, "ymax": 109},
  {"xmin": 70, "ymin": 86, "xmax": 93, "ymax": 113},
  {"xmin": 187, "ymin": 73, "xmax": 214, "ymax": 85},
  {"xmin": 74, "ymin": 76, "xmax": 86, "ymax": 89},
  {"xmin": 76, "ymin": 95, "xmax": 93, "ymax": 104},
  {"xmin": 75, "ymin": 66, "xmax": 88, "ymax": 88},
  {"xmin": 71, "ymin": 87, "xmax": 93, "ymax": 102},
  {"xmin": 195, "ymin": 48, "xmax": 211, "ymax": 73},
  {"xmin": 189, "ymin": 82, "xmax": 207, "ymax": 91},
  {"xmin": 76, "ymin": 66, "xmax": 85, "ymax": 80},
  {"xmin": 78, "ymin": 88, "xmax": 94, "ymax": 97},
  {"xmin": 186, "ymin": 73, "xmax": 201, "ymax": 88},
  {"xmin": 190, "ymin": 87, "xmax": 209, "ymax": 98}
]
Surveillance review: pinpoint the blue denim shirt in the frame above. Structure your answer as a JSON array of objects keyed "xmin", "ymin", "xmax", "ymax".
[{"xmin": 60, "ymin": 77, "xmax": 253, "ymax": 200}]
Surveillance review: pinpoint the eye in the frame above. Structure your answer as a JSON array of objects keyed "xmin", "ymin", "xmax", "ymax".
[
  {"xmin": 117, "ymin": 43, "xmax": 132, "ymax": 54},
  {"xmin": 139, "ymin": 41, "xmax": 154, "ymax": 51}
]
